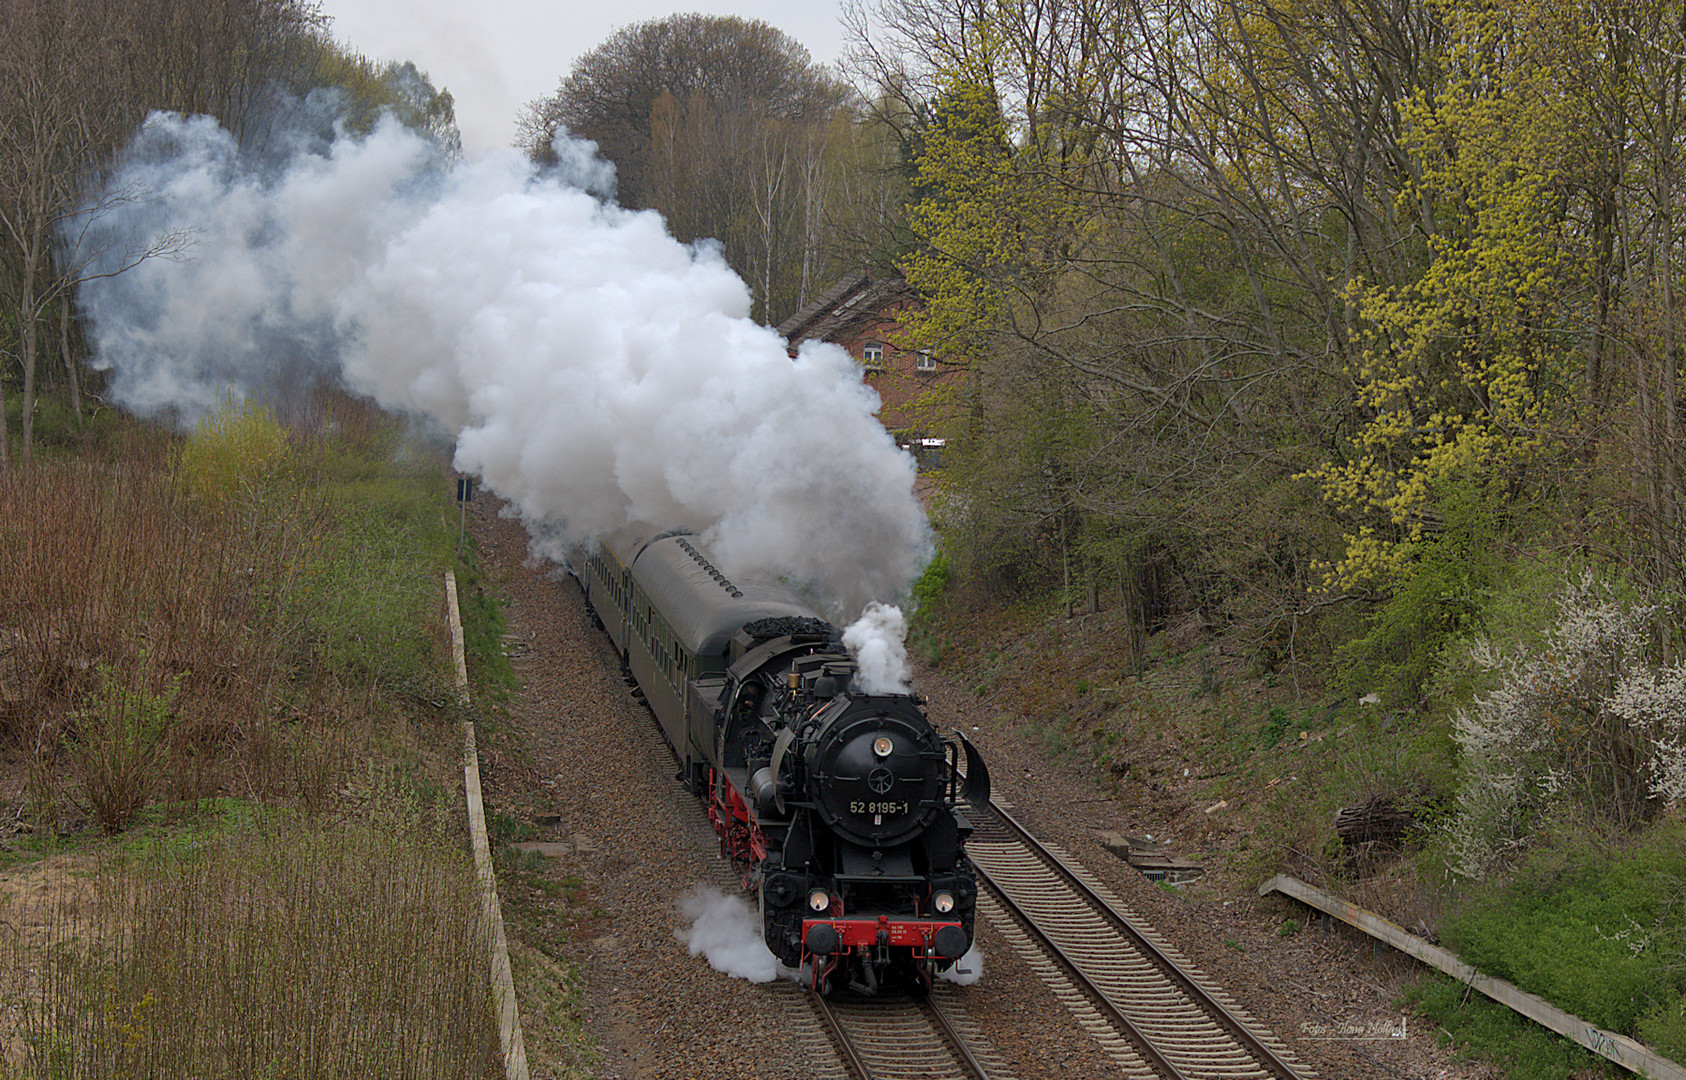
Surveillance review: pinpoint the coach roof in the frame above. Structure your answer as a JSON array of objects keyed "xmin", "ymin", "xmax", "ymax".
[{"xmin": 628, "ymin": 531, "xmax": 820, "ymax": 657}]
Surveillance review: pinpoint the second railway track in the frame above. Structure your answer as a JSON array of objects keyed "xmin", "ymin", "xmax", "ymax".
[{"xmin": 967, "ymin": 799, "xmax": 1314, "ymax": 1080}]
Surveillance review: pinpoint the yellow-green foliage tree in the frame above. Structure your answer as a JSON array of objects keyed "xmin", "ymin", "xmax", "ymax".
[
  {"xmin": 1303, "ymin": 0, "xmax": 1584, "ymax": 592},
  {"xmin": 898, "ymin": 73, "xmax": 1017, "ymax": 362},
  {"xmin": 894, "ymin": 61, "xmax": 1100, "ymax": 574},
  {"xmin": 870, "ymin": 0, "xmax": 1359, "ymax": 616},
  {"xmin": 175, "ymin": 395, "xmax": 293, "ymax": 510},
  {"xmin": 307, "ymin": 45, "xmax": 461, "ymax": 157},
  {"xmin": 895, "ymin": 22, "xmax": 1093, "ymax": 366}
]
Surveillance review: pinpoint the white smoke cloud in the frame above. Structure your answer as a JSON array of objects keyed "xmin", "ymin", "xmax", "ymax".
[
  {"xmin": 548, "ymin": 129, "xmax": 616, "ymax": 200},
  {"xmin": 71, "ymin": 109, "xmax": 930, "ymax": 612},
  {"xmin": 843, "ymin": 602, "xmax": 912, "ymax": 694},
  {"xmin": 676, "ymin": 886, "xmax": 801, "ymax": 984}
]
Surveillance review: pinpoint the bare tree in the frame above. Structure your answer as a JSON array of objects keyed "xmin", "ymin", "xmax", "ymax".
[
  {"xmin": 518, "ymin": 14, "xmax": 859, "ymax": 321},
  {"xmin": 0, "ymin": 0, "xmax": 135, "ymax": 464},
  {"xmin": 0, "ymin": 0, "xmax": 322, "ymax": 464},
  {"xmin": 520, "ymin": 15, "xmax": 848, "ymax": 199},
  {"xmin": 1598, "ymin": 1, "xmax": 1686, "ymax": 586},
  {"xmin": 115, "ymin": 0, "xmax": 325, "ymax": 144}
]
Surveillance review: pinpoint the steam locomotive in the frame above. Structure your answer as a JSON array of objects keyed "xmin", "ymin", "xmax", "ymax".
[{"xmin": 579, "ymin": 524, "xmax": 988, "ymax": 995}]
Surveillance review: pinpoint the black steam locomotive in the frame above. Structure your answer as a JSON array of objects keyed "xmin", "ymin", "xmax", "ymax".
[{"xmin": 579, "ymin": 524, "xmax": 988, "ymax": 995}]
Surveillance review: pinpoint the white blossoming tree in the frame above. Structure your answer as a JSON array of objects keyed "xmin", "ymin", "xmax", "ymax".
[{"xmin": 1445, "ymin": 572, "xmax": 1686, "ymax": 877}]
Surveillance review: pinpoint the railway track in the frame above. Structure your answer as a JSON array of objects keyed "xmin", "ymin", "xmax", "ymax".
[
  {"xmin": 809, "ymin": 985, "xmax": 1007, "ymax": 1080},
  {"xmin": 967, "ymin": 798, "xmax": 1314, "ymax": 1080}
]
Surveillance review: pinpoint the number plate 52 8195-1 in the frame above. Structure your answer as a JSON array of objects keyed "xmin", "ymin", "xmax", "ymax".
[{"xmin": 851, "ymin": 801, "xmax": 908, "ymax": 815}]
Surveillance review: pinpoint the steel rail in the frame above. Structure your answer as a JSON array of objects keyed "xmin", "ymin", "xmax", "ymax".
[
  {"xmin": 810, "ymin": 990, "xmax": 996, "ymax": 1080},
  {"xmin": 812, "ymin": 992, "xmax": 879, "ymax": 1080},
  {"xmin": 972, "ymin": 855, "xmax": 1190, "ymax": 1080},
  {"xmin": 922, "ymin": 993, "xmax": 996, "ymax": 1080}
]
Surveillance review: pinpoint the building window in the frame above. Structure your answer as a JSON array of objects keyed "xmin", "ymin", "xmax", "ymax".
[
  {"xmin": 915, "ymin": 351, "xmax": 938, "ymax": 372},
  {"xmin": 862, "ymin": 343, "xmax": 885, "ymax": 371}
]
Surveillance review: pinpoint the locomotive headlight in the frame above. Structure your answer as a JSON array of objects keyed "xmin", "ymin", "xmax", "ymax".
[
  {"xmin": 872, "ymin": 735, "xmax": 895, "ymax": 758},
  {"xmin": 808, "ymin": 889, "xmax": 831, "ymax": 913},
  {"xmin": 932, "ymin": 890, "xmax": 956, "ymax": 914}
]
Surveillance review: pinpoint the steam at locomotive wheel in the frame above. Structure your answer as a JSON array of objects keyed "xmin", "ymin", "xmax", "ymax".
[{"xmin": 579, "ymin": 525, "xmax": 990, "ymax": 996}]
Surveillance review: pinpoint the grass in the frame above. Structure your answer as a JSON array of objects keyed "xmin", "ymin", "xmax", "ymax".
[
  {"xmin": 0, "ymin": 813, "xmax": 496, "ymax": 1080},
  {"xmin": 1404, "ymin": 975, "xmax": 1615, "ymax": 1080},
  {"xmin": 506, "ymin": 948, "xmax": 595, "ymax": 1078},
  {"xmin": 0, "ymin": 397, "xmax": 528, "ymax": 1078},
  {"xmin": 453, "ymin": 530, "xmax": 517, "ymax": 707}
]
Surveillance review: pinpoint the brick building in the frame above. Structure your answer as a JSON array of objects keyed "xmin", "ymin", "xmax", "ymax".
[{"xmin": 776, "ymin": 273, "xmax": 961, "ymax": 467}]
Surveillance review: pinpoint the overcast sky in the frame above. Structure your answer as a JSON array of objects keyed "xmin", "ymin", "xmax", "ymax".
[{"xmin": 315, "ymin": 0, "xmax": 857, "ymax": 158}]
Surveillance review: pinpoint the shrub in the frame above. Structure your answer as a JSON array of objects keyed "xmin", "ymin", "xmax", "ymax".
[
  {"xmin": 175, "ymin": 394, "xmax": 293, "ymax": 510},
  {"xmin": 1405, "ymin": 974, "xmax": 1605, "ymax": 1080},
  {"xmin": 1261, "ymin": 705, "xmax": 1295, "ymax": 749},
  {"xmin": 1335, "ymin": 476, "xmax": 1505, "ymax": 709},
  {"xmin": 1638, "ymin": 994, "xmax": 1686, "ymax": 1064},
  {"xmin": 67, "ymin": 666, "xmax": 180, "ymax": 832},
  {"xmin": 1440, "ymin": 569, "xmax": 1683, "ymax": 875},
  {"xmin": 911, "ymin": 547, "xmax": 953, "ymax": 622},
  {"xmin": 1439, "ymin": 824, "xmax": 1686, "ymax": 1039}
]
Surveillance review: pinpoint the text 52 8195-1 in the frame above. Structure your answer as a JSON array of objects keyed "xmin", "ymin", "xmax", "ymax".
[{"xmin": 851, "ymin": 801, "xmax": 909, "ymax": 816}]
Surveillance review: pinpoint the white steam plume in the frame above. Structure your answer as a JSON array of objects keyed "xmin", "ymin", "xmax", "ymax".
[
  {"xmin": 843, "ymin": 602, "xmax": 912, "ymax": 694},
  {"xmin": 676, "ymin": 886, "xmax": 801, "ymax": 984},
  {"xmin": 71, "ymin": 110, "xmax": 930, "ymax": 612},
  {"xmin": 939, "ymin": 945, "xmax": 984, "ymax": 986}
]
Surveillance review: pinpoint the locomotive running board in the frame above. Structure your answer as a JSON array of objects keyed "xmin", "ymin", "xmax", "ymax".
[{"xmin": 957, "ymin": 730, "xmax": 990, "ymax": 807}]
